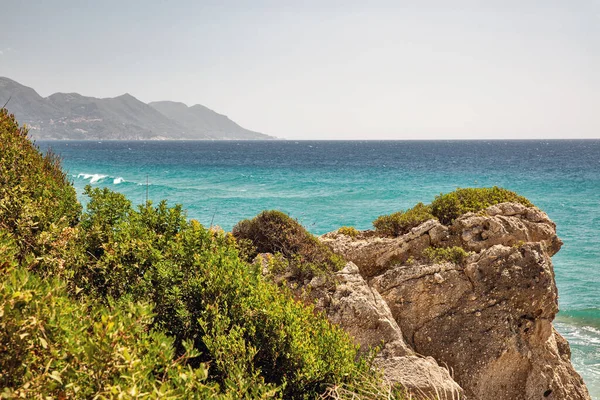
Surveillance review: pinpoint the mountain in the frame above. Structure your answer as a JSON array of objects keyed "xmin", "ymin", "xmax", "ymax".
[
  {"xmin": 149, "ymin": 101, "xmax": 267, "ymax": 140},
  {"xmin": 0, "ymin": 77, "xmax": 272, "ymax": 140}
]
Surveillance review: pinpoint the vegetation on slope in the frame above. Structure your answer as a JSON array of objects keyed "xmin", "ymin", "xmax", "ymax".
[
  {"xmin": 0, "ymin": 108, "xmax": 400, "ymax": 399},
  {"xmin": 429, "ymin": 187, "xmax": 533, "ymax": 225},
  {"xmin": 0, "ymin": 259, "xmax": 222, "ymax": 398},
  {"xmin": 0, "ymin": 109, "xmax": 80, "ymax": 263},
  {"xmin": 232, "ymin": 210, "xmax": 345, "ymax": 281},
  {"xmin": 374, "ymin": 187, "xmax": 534, "ymax": 236},
  {"xmin": 372, "ymin": 203, "xmax": 435, "ymax": 237},
  {"xmin": 337, "ymin": 226, "xmax": 360, "ymax": 238}
]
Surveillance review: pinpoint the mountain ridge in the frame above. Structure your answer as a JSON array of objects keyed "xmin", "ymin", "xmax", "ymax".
[{"xmin": 0, "ymin": 77, "xmax": 273, "ymax": 140}]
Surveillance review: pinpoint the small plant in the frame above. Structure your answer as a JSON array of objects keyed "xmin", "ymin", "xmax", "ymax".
[
  {"xmin": 260, "ymin": 252, "xmax": 290, "ymax": 275},
  {"xmin": 338, "ymin": 226, "xmax": 360, "ymax": 238},
  {"xmin": 423, "ymin": 246, "xmax": 471, "ymax": 265},
  {"xmin": 373, "ymin": 203, "xmax": 435, "ymax": 237},
  {"xmin": 430, "ymin": 187, "xmax": 533, "ymax": 225}
]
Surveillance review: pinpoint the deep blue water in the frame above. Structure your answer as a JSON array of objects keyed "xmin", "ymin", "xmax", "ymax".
[{"xmin": 39, "ymin": 140, "xmax": 600, "ymax": 397}]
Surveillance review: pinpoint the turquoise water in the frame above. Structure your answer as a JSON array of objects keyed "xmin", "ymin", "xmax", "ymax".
[{"xmin": 39, "ymin": 140, "xmax": 600, "ymax": 397}]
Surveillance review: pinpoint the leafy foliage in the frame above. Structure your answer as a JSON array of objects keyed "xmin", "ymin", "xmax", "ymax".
[
  {"xmin": 68, "ymin": 194, "xmax": 378, "ymax": 398},
  {"xmin": 0, "ymin": 265, "xmax": 225, "ymax": 399},
  {"xmin": 430, "ymin": 187, "xmax": 533, "ymax": 225},
  {"xmin": 0, "ymin": 108, "xmax": 80, "ymax": 264},
  {"xmin": 232, "ymin": 210, "xmax": 346, "ymax": 281},
  {"xmin": 337, "ymin": 226, "xmax": 360, "ymax": 238},
  {"xmin": 373, "ymin": 203, "xmax": 435, "ymax": 237},
  {"xmin": 422, "ymin": 246, "xmax": 471, "ymax": 265},
  {"xmin": 373, "ymin": 187, "xmax": 534, "ymax": 236}
]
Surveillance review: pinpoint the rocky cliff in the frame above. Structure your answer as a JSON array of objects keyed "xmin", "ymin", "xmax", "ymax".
[{"xmin": 265, "ymin": 202, "xmax": 591, "ymax": 399}]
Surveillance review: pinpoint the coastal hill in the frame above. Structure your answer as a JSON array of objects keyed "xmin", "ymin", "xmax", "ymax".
[
  {"xmin": 149, "ymin": 101, "xmax": 268, "ymax": 140},
  {"xmin": 0, "ymin": 77, "xmax": 272, "ymax": 140}
]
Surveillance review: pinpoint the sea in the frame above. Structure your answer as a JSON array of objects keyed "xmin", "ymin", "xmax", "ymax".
[{"xmin": 38, "ymin": 139, "xmax": 600, "ymax": 398}]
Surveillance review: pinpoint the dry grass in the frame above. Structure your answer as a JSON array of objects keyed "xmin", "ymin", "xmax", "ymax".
[{"xmin": 320, "ymin": 361, "xmax": 462, "ymax": 400}]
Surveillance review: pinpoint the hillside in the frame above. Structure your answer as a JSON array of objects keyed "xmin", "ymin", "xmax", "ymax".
[
  {"xmin": 149, "ymin": 101, "xmax": 268, "ymax": 140},
  {"xmin": 0, "ymin": 77, "xmax": 272, "ymax": 140}
]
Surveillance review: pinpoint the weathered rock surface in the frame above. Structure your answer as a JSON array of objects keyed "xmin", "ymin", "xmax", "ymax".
[
  {"xmin": 320, "ymin": 203, "xmax": 590, "ymax": 400},
  {"xmin": 321, "ymin": 219, "xmax": 439, "ymax": 279},
  {"xmin": 308, "ymin": 262, "xmax": 463, "ymax": 398},
  {"xmin": 258, "ymin": 257, "xmax": 464, "ymax": 398}
]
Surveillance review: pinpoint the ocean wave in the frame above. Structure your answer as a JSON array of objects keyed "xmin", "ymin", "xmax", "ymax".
[
  {"xmin": 558, "ymin": 324, "xmax": 600, "ymax": 347},
  {"xmin": 77, "ymin": 173, "xmax": 108, "ymax": 183},
  {"xmin": 554, "ymin": 313, "xmax": 600, "ymax": 398},
  {"xmin": 75, "ymin": 173, "xmax": 126, "ymax": 185},
  {"xmin": 555, "ymin": 309, "xmax": 600, "ymax": 350}
]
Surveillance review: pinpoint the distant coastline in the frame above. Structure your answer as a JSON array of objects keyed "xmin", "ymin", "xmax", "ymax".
[{"xmin": 0, "ymin": 76, "xmax": 273, "ymax": 140}]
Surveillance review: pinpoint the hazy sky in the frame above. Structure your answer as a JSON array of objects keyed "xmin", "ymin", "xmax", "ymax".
[{"xmin": 1, "ymin": 0, "xmax": 598, "ymax": 139}]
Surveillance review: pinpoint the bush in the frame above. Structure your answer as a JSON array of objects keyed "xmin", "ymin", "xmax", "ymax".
[
  {"xmin": 232, "ymin": 210, "xmax": 345, "ymax": 280},
  {"xmin": 0, "ymin": 108, "xmax": 81, "ymax": 264},
  {"xmin": 423, "ymin": 246, "xmax": 471, "ymax": 265},
  {"xmin": 0, "ymin": 266, "xmax": 227, "ymax": 399},
  {"xmin": 430, "ymin": 187, "xmax": 533, "ymax": 225},
  {"xmin": 337, "ymin": 226, "xmax": 360, "ymax": 238},
  {"xmin": 373, "ymin": 187, "xmax": 534, "ymax": 236},
  {"xmin": 69, "ymin": 199, "xmax": 377, "ymax": 398},
  {"xmin": 373, "ymin": 203, "xmax": 435, "ymax": 237}
]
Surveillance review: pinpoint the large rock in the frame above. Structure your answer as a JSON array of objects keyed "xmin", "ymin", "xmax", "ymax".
[
  {"xmin": 322, "ymin": 203, "xmax": 590, "ymax": 400},
  {"xmin": 451, "ymin": 203, "xmax": 563, "ymax": 255},
  {"xmin": 259, "ymin": 257, "xmax": 463, "ymax": 399},
  {"xmin": 320, "ymin": 219, "xmax": 441, "ymax": 279}
]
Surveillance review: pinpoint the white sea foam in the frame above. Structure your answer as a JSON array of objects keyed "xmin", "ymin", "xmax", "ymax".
[
  {"xmin": 77, "ymin": 173, "xmax": 108, "ymax": 183},
  {"xmin": 76, "ymin": 173, "xmax": 128, "ymax": 185},
  {"xmin": 554, "ymin": 321, "xmax": 600, "ymax": 398}
]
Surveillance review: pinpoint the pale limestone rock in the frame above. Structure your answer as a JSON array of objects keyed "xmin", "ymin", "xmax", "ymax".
[
  {"xmin": 320, "ymin": 203, "xmax": 590, "ymax": 400},
  {"xmin": 262, "ymin": 259, "xmax": 464, "ymax": 399},
  {"xmin": 320, "ymin": 219, "xmax": 444, "ymax": 278},
  {"xmin": 452, "ymin": 202, "xmax": 562, "ymax": 255}
]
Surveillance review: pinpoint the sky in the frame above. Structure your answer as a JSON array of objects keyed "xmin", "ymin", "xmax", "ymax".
[{"xmin": 1, "ymin": 0, "xmax": 598, "ymax": 139}]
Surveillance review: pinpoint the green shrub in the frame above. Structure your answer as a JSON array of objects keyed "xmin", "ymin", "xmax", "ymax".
[
  {"xmin": 373, "ymin": 203, "xmax": 435, "ymax": 237},
  {"xmin": 0, "ymin": 108, "xmax": 81, "ymax": 264},
  {"xmin": 338, "ymin": 226, "xmax": 360, "ymax": 238},
  {"xmin": 0, "ymin": 267, "xmax": 228, "ymax": 399},
  {"xmin": 232, "ymin": 210, "xmax": 345, "ymax": 280},
  {"xmin": 423, "ymin": 246, "xmax": 471, "ymax": 265},
  {"xmin": 374, "ymin": 187, "xmax": 534, "ymax": 236},
  {"xmin": 70, "ymin": 200, "xmax": 379, "ymax": 398},
  {"xmin": 430, "ymin": 187, "xmax": 533, "ymax": 225},
  {"xmin": 0, "ymin": 230, "xmax": 18, "ymax": 272}
]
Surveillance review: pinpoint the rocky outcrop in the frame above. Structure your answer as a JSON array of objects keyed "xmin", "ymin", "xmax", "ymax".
[
  {"xmin": 319, "ymin": 203, "xmax": 590, "ymax": 400},
  {"xmin": 261, "ymin": 258, "xmax": 463, "ymax": 398}
]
